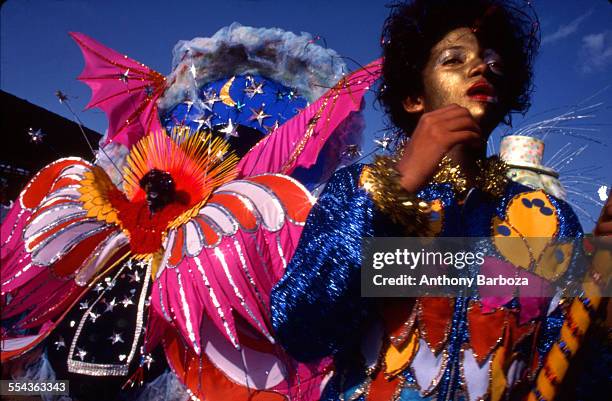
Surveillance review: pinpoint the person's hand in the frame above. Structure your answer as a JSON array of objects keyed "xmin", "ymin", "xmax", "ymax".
[
  {"xmin": 594, "ymin": 189, "xmax": 612, "ymax": 236},
  {"xmin": 395, "ymin": 104, "xmax": 484, "ymax": 193}
]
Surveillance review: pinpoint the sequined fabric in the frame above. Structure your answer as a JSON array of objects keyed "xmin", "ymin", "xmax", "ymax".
[
  {"xmin": 271, "ymin": 165, "xmax": 375, "ymax": 362},
  {"xmin": 271, "ymin": 162, "xmax": 585, "ymax": 401}
]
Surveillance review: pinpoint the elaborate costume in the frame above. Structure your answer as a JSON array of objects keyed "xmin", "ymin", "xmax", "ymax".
[
  {"xmin": 271, "ymin": 155, "xmax": 584, "ymax": 401},
  {"xmin": 271, "ymin": 1, "xmax": 610, "ymax": 399},
  {"xmin": 1, "ymin": 25, "xmax": 381, "ymax": 401}
]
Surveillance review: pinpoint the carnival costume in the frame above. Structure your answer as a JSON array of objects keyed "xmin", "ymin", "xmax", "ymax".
[
  {"xmin": 1, "ymin": 24, "xmax": 381, "ymax": 401},
  {"xmin": 271, "ymin": 142, "xmax": 588, "ymax": 401},
  {"xmin": 498, "ymin": 134, "xmax": 610, "ymax": 401}
]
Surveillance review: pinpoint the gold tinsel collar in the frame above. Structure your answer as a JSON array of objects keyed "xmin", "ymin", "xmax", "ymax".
[{"xmin": 431, "ymin": 155, "xmax": 509, "ymax": 198}]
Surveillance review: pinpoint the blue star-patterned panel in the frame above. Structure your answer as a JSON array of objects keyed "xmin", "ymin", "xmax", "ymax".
[{"xmin": 162, "ymin": 74, "xmax": 308, "ymax": 136}]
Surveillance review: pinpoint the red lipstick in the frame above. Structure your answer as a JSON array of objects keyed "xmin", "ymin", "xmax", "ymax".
[{"xmin": 467, "ymin": 80, "xmax": 498, "ymax": 103}]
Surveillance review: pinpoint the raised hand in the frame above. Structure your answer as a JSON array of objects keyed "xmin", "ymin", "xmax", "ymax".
[{"xmin": 395, "ymin": 104, "xmax": 484, "ymax": 193}]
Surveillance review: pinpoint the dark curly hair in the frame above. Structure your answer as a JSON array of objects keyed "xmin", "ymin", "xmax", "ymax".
[{"xmin": 378, "ymin": 0, "xmax": 540, "ymax": 134}]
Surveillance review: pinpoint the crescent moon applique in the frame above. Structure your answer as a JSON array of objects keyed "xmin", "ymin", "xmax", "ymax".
[{"xmin": 219, "ymin": 76, "xmax": 237, "ymax": 107}]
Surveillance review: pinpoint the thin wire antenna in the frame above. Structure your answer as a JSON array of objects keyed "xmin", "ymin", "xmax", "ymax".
[
  {"xmin": 565, "ymin": 188, "xmax": 604, "ymax": 208},
  {"xmin": 56, "ymin": 91, "xmax": 125, "ymax": 181},
  {"xmin": 575, "ymin": 83, "xmax": 611, "ymax": 107},
  {"xmin": 56, "ymin": 91, "xmax": 97, "ymax": 155},
  {"xmin": 565, "ymin": 199, "xmax": 599, "ymax": 224},
  {"xmin": 562, "ymin": 180, "xmax": 606, "ymax": 187},
  {"xmin": 310, "ymin": 146, "xmax": 378, "ymax": 194},
  {"xmin": 337, "ymin": 55, "xmax": 374, "ymax": 73},
  {"xmin": 511, "ymin": 101, "xmax": 605, "ymax": 146},
  {"xmin": 302, "ymin": 34, "xmax": 337, "ymax": 78},
  {"xmin": 550, "ymin": 145, "xmax": 588, "ymax": 172},
  {"xmin": 309, "ymin": 54, "xmax": 382, "ymax": 93},
  {"xmin": 561, "ymin": 168, "xmax": 604, "ymax": 179},
  {"xmin": 545, "ymin": 142, "xmax": 574, "ymax": 167},
  {"xmin": 351, "ymin": 147, "xmax": 378, "ymax": 165}
]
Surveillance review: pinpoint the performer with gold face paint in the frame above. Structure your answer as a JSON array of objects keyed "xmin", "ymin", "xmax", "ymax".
[
  {"xmin": 397, "ymin": 26, "xmax": 513, "ymax": 196},
  {"xmin": 271, "ymin": 1, "xmax": 611, "ymax": 401}
]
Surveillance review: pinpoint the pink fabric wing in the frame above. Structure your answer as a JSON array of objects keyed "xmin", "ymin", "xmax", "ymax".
[
  {"xmin": 237, "ymin": 59, "xmax": 382, "ymax": 178},
  {"xmin": 1, "ymin": 158, "xmax": 123, "ymax": 360},
  {"xmin": 70, "ymin": 32, "xmax": 166, "ymax": 148},
  {"xmin": 151, "ymin": 174, "xmax": 314, "ymax": 353}
]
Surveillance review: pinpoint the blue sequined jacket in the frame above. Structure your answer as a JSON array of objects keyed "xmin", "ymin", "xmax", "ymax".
[{"xmin": 271, "ymin": 163, "xmax": 584, "ymax": 401}]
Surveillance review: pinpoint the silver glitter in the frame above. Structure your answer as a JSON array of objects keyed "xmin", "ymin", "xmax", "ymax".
[
  {"xmin": 214, "ymin": 247, "xmax": 273, "ymax": 342},
  {"xmin": 193, "ymin": 257, "xmax": 238, "ymax": 348},
  {"xmin": 157, "ymin": 280, "xmax": 172, "ymax": 322},
  {"xmin": 276, "ymin": 235, "xmax": 287, "ymax": 270},
  {"xmin": 176, "ymin": 270, "xmax": 200, "ymax": 354},
  {"xmin": 27, "ymin": 127, "xmax": 46, "ymax": 144}
]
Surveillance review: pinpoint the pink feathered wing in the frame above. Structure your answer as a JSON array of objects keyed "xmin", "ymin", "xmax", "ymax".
[{"xmin": 70, "ymin": 32, "xmax": 166, "ymax": 148}]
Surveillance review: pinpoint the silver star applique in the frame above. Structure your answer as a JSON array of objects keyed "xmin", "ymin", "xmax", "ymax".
[
  {"xmin": 193, "ymin": 114, "xmax": 213, "ymax": 132},
  {"xmin": 54, "ymin": 336, "xmax": 66, "ymax": 350},
  {"xmin": 202, "ymin": 90, "xmax": 221, "ymax": 111},
  {"xmin": 142, "ymin": 354, "xmax": 155, "ymax": 369},
  {"xmin": 27, "ymin": 128, "xmax": 45, "ymax": 144},
  {"xmin": 244, "ymin": 81, "xmax": 264, "ymax": 98},
  {"xmin": 249, "ymin": 106, "xmax": 271, "ymax": 127},
  {"xmin": 88, "ymin": 311, "xmax": 100, "ymax": 323},
  {"xmin": 184, "ymin": 100, "xmax": 194, "ymax": 114},
  {"xmin": 374, "ymin": 136, "xmax": 392, "ymax": 152},
  {"xmin": 219, "ymin": 119, "xmax": 239, "ymax": 139},
  {"xmin": 76, "ymin": 347, "xmax": 87, "ymax": 361},
  {"xmin": 121, "ymin": 296, "xmax": 134, "ymax": 308},
  {"xmin": 109, "ymin": 332, "xmax": 125, "ymax": 345},
  {"xmin": 118, "ymin": 69, "xmax": 130, "ymax": 83},
  {"xmin": 128, "ymin": 271, "xmax": 141, "ymax": 283},
  {"xmin": 104, "ymin": 298, "xmax": 117, "ymax": 313}
]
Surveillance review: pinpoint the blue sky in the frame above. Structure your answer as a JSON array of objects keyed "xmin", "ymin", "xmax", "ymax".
[{"xmin": 1, "ymin": 0, "xmax": 610, "ymax": 230}]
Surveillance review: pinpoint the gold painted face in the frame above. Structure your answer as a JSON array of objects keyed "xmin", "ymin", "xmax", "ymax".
[{"xmin": 420, "ymin": 27, "xmax": 505, "ymax": 135}]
